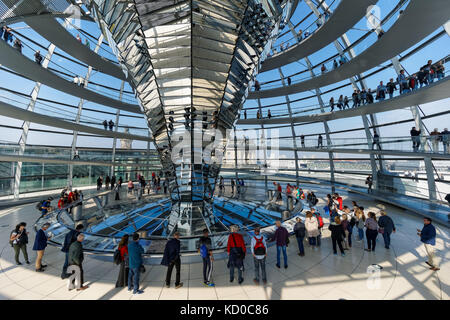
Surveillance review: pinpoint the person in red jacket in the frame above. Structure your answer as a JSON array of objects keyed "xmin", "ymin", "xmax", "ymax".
[
  {"xmin": 68, "ymin": 190, "xmax": 74, "ymax": 203},
  {"xmin": 57, "ymin": 197, "xmax": 65, "ymax": 209},
  {"xmin": 227, "ymin": 225, "xmax": 246, "ymax": 284},
  {"xmin": 334, "ymin": 193, "xmax": 343, "ymax": 210}
]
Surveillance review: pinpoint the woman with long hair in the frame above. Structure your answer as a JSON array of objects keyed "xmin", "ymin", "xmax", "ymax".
[
  {"xmin": 10, "ymin": 222, "xmax": 29, "ymax": 265},
  {"xmin": 328, "ymin": 216, "xmax": 345, "ymax": 256},
  {"xmin": 116, "ymin": 234, "xmax": 129, "ymax": 287},
  {"xmin": 355, "ymin": 207, "xmax": 365, "ymax": 241}
]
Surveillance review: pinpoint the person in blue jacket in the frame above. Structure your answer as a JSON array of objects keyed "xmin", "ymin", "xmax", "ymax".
[
  {"xmin": 161, "ymin": 231, "xmax": 183, "ymax": 289},
  {"xmin": 33, "ymin": 222, "xmax": 51, "ymax": 272},
  {"xmin": 417, "ymin": 217, "xmax": 439, "ymax": 271},
  {"xmin": 60, "ymin": 224, "xmax": 84, "ymax": 279},
  {"xmin": 128, "ymin": 232, "xmax": 145, "ymax": 294}
]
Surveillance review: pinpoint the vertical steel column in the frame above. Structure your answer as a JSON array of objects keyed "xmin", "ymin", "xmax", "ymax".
[
  {"xmin": 10, "ymin": 162, "xmax": 15, "ymax": 196},
  {"xmin": 411, "ymin": 107, "xmax": 437, "ymax": 200},
  {"xmin": 335, "ymin": 36, "xmax": 382, "ymax": 182},
  {"xmin": 277, "ymin": 68, "xmax": 299, "ymax": 185},
  {"xmin": 146, "ymin": 130, "xmax": 151, "ymax": 179},
  {"xmin": 89, "ymin": 165, "xmax": 92, "ymax": 187},
  {"xmin": 13, "ymin": 44, "xmax": 56, "ymax": 199},
  {"xmin": 41, "ymin": 162, "xmax": 44, "ymax": 190},
  {"xmin": 68, "ymin": 34, "xmax": 104, "ymax": 190},
  {"xmin": 233, "ymin": 127, "xmax": 239, "ymax": 183},
  {"xmin": 111, "ymin": 80, "xmax": 125, "ymax": 177},
  {"xmin": 423, "ymin": 157, "xmax": 437, "ymax": 200},
  {"xmin": 256, "ymin": 99, "xmax": 268, "ymax": 194}
]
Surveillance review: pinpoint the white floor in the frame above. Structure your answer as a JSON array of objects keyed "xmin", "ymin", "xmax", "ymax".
[{"xmin": 0, "ymin": 190, "xmax": 448, "ymax": 300}]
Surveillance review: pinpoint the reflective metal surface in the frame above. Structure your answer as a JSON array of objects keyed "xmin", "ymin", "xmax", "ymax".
[
  {"xmin": 82, "ymin": 0, "xmax": 293, "ymax": 229},
  {"xmin": 35, "ymin": 188, "xmax": 295, "ymax": 253}
]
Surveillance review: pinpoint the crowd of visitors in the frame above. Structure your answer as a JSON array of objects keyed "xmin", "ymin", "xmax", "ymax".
[
  {"xmin": 250, "ymin": 59, "xmax": 446, "ymax": 119},
  {"xmin": 410, "ymin": 126, "xmax": 449, "ymax": 153},
  {"xmin": 10, "ymin": 178, "xmax": 441, "ymax": 296},
  {"xmin": 222, "ymin": 178, "xmax": 246, "ymax": 197},
  {"xmin": 326, "ymin": 60, "xmax": 446, "ymax": 112},
  {"xmin": 96, "ymin": 175, "xmax": 122, "ymax": 191},
  {"xmin": 57, "ymin": 188, "xmax": 84, "ymax": 211},
  {"xmin": 267, "ymin": 9, "xmax": 331, "ymax": 58},
  {"xmin": 1, "ymin": 26, "xmax": 23, "ymax": 55}
]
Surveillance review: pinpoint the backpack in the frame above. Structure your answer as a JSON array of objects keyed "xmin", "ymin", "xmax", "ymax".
[
  {"xmin": 36, "ymin": 200, "xmax": 45, "ymax": 210},
  {"xmin": 9, "ymin": 230, "xmax": 15, "ymax": 247},
  {"xmin": 253, "ymin": 236, "xmax": 266, "ymax": 255},
  {"xmin": 314, "ymin": 213, "xmax": 324, "ymax": 228},
  {"xmin": 113, "ymin": 249, "xmax": 122, "ymax": 265},
  {"xmin": 200, "ymin": 244, "xmax": 209, "ymax": 258}
]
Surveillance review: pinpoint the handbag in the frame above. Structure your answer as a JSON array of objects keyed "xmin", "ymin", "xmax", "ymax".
[
  {"xmin": 139, "ymin": 265, "xmax": 146, "ymax": 273},
  {"xmin": 378, "ymin": 227, "xmax": 384, "ymax": 234}
]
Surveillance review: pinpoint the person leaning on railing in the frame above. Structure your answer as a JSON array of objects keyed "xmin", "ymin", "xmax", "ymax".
[{"xmin": 440, "ymin": 128, "xmax": 449, "ymax": 154}]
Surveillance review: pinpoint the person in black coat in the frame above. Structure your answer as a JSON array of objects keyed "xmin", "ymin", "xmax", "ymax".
[
  {"xmin": 61, "ymin": 224, "xmax": 84, "ymax": 279},
  {"xmin": 161, "ymin": 232, "xmax": 183, "ymax": 288},
  {"xmin": 294, "ymin": 217, "xmax": 306, "ymax": 256},
  {"xmin": 328, "ymin": 216, "xmax": 345, "ymax": 256},
  {"xmin": 97, "ymin": 176, "xmax": 103, "ymax": 190},
  {"xmin": 378, "ymin": 211, "xmax": 396, "ymax": 249}
]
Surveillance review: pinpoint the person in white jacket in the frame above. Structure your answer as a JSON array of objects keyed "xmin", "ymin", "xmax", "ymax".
[{"xmin": 305, "ymin": 211, "xmax": 320, "ymax": 248}]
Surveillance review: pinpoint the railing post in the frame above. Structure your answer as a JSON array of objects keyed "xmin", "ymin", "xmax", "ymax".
[{"xmin": 424, "ymin": 156, "xmax": 437, "ymax": 200}]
